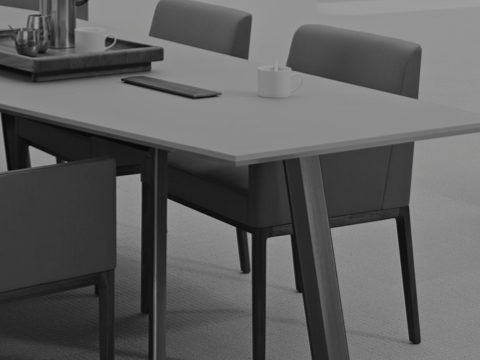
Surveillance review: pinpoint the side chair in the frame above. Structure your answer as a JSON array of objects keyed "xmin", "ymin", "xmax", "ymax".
[
  {"xmin": 165, "ymin": 23, "xmax": 422, "ymax": 359},
  {"xmin": 0, "ymin": 157, "xmax": 116, "ymax": 359},
  {"xmin": 1, "ymin": 0, "xmax": 252, "ymax": 315}
]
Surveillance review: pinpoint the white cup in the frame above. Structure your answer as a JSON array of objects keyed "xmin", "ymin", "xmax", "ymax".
[
  {"xmin": 75, "ymin": 27, "xmax": 117, "ymax": 53},
  {"xmin": 257, "ymin": 65, "xmax": 304, "ymax": 98}
]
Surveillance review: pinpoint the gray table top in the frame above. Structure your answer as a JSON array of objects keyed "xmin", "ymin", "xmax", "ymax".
[{"xmin": 2, "ymin": 7, "xmax": 480, "ymax": 166}]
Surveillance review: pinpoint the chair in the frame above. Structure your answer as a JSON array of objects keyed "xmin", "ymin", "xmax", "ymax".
[
  {"xmin": 166, "ymin": 23, "xmax": 422, "ymax": 359},
  {"xmin": 1, "ymin": 0, "xmax": 253, "ymax": 314},
  {"xmin": 0, "ymin": 0, "xmax": 89, "ymax": 20},
  {"xmin": 0, "ymin": 157, "xmax": 116, "ymax": 359}
]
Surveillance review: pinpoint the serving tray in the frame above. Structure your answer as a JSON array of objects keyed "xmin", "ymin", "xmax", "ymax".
[{"xmin": 0, "ymin": 30, "xmax": 164, "ymax": 82}]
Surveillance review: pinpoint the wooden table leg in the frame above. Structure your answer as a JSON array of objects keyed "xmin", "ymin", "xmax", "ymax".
[
  {"xmin": 148, "ymin": 148, "xmax": 168, "ymax": 360},
  {"xmin": 1, "ymin": 113, "xmax": 31, "ymax": 170},
  {"xmin": 283, "ymin": 156, "xmax": 350, "ymax": 360}
]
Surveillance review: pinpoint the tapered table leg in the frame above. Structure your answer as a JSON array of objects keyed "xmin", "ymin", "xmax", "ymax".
[
  {"xmin": 149, "ymin": 148, "xmax": 168, "ymax": 360},
  {"xmin": 284, "ymin": 156, "xmax": 350, "ymax": 360}
]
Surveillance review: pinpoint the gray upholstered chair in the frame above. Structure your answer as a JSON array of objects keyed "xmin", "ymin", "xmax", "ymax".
[
  {"xmin": 0, "ymin": 157, "xmax": 116, "ymax": 360},
  {"xmin": 0, "ymin": 0, "xmax": 89, "ymax": 20},
  {"xmin": 1, "ymin": 0, "xmax": 253, "ymax": 314},
  {"xmin": 166, "ymin": 24, "xmax": 422, "ymax": 359}
]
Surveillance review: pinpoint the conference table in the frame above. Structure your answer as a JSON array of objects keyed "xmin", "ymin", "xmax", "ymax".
[{"xmin": 2, "ymin": 6, "xmax": 480, "ymax": 360}]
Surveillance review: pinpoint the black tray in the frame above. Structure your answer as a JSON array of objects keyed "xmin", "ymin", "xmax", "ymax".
[{"xmin": 0, "ymin": 29, "xmax": 163, "ymax": 82}]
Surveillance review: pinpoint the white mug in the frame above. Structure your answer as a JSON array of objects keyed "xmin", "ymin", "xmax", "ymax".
[
  {"xmin": 75, "ymin": 27, "xmax": 117, "ymax": 53},
  {"xmin": 257, "ymin": 65, "xmax": 303, "ymax": 98}
]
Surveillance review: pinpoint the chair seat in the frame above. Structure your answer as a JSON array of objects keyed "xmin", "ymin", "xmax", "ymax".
[{"xmin": 168, "ymin": 144, "xmax": 414, "ymax": 229}]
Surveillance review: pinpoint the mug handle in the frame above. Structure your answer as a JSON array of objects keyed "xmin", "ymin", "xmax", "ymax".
[
  {"xmin": 291, "ymin": 73, "xmax": 304, "ymax": 93},
  {"xmin": 105, "ymin": 34, "xmax": 117, "ymax": 50}
]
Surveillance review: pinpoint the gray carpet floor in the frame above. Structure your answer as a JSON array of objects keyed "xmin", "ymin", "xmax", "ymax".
[{"xmin": 2, "ymin": 1, "xmax": 480, "ymax": 359}]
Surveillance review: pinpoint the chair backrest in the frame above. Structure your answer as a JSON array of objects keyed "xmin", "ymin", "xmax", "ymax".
[
  {"xmin": 149, "ymin": 0, "xmax": 252, "ymax": 59},
  {"xmin": 0, "ymin": 157, "xmax": 116, "ymax": 293},
  {"xmin": 287, "ymin": 24, "xmax": 421, "ymax": 217},
  {"xmin": 287, "ymin": 24, "xmax": 421, "ymax": 98},
  {"xmin": 0, "ymin": 0, "xmax": 89, "ymax": 20}
]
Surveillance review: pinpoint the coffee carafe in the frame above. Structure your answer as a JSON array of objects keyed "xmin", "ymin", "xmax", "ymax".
[{"xmin": 39, "ymin": 0, "xmax": 89, "ymax": 49}]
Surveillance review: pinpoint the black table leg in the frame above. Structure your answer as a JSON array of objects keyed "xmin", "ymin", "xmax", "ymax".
[
  {"xmin": 148, "ymin": 148, "xmax": 168, "ymax": 360},
  {"xmin": 141, "ymin": 152, "xmax": 155, "ymax": 315}
]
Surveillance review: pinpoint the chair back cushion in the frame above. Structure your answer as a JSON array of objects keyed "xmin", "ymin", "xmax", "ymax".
[
  {"xmin": 149, "ymin": 0, "xmax": 252, "ymax": 59},
  {"xmin": 0, "ymin": 157, "xmax": 116, "ymax": 293},
  {"xmin": 287, "ymin": 24, "xmax": 421, "ymax": 98}
]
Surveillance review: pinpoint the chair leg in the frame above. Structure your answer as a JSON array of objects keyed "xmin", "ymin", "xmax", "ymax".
[
  {"xmin": 98, "ymin": 270, "xmax": 115, "ymax": 360},
  {"xmin": 395, "ymin": 206, "xmax": 421, "ymax": 344},
  {"xmin": 252, "ymin": 228, "xmax": 269, "ymax": 360},
  {"xmin": 290, "ymin": 234, "xmax": 303, "ymax": 293},
  {"xmin": 236, "ymin": 228, "xmax": 251, "ymax": 273}
]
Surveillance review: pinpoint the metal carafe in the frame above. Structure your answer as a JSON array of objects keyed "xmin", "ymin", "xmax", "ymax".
[{"xmin": 39, "ymin": 0, "xmax": 88, "ymax": 49}]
